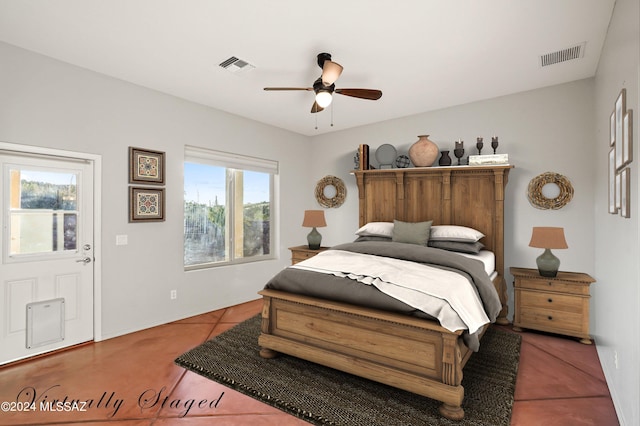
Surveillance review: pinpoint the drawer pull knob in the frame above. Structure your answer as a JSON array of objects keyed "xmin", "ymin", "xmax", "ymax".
[
  {"xmin": 548, "ymin": 282, "xmax": 553, "ymax": 286},
  {"xmin": 548, "ymin": 316, "xmax": 553, "ymax": 321},
  {"xmin": 548, "ymin": 298, "xmax": 553, "ymax": 303}
]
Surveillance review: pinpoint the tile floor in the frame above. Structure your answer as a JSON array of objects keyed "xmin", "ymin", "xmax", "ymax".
[{"xmin": 0, "ymin": 299, "xmax": 619, "ymax": 425}]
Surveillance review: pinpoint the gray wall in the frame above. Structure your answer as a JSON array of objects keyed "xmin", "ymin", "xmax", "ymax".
[
  {"xmin": 593, "ymin": 0, "xmax": 640, "ymax": 424},
  {"xmin": 0, "ymin": 41, "xmax": 311, "ymax": 339},
  {"xmin": 1, "ymin": 3, "xmax": 638, "ymax": 421},
  {"xmin": 309, "ymin": 79, "xmax": 597, "ymax": 284}
]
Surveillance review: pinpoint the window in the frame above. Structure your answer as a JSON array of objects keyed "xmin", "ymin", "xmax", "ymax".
[{"xmin": 184, "ymin": 146, "xmax": 277, "ymax": 269}]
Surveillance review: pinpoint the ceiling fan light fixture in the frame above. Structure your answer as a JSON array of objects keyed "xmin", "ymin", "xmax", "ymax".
[
  {"xmin": 315, "ymin": 91, "xmax": 333, "ymax": 108},
  {"xmin": 321, "ymin": 61, "xmax": 343, "ymax": 85}
]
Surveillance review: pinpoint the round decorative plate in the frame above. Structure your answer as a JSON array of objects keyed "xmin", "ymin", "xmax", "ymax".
[{"xmin": 375, "ymin": 144, "xmax": 397, "ymax": 167}]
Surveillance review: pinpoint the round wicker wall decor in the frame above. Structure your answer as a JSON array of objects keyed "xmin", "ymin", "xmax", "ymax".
[
  {"xmin": 527, "ymin": 172, "xmax": 574, "ymax": 210},
  {"xmin": 315, "ymin": 175, "xmax": 346, "ymax": 208}
]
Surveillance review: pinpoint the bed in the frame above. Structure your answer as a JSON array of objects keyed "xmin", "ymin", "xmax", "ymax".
[{"xmin": 258, "ymin": 165, "xmax": 513, "ymax": 420}]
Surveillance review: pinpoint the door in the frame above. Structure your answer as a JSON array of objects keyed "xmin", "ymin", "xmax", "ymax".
[{"xmin": 0, "ymin": 152, "xmax": 94, "ymax": 365}]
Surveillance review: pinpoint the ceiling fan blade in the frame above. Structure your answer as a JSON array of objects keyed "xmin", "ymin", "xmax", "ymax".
[
  {"xmin": 321, "ymin": 60, "xmax": 343, "ymax": 86},
  {"xmin": 335, "ymin": 88, "xmax": 382, "ymax": 100},
  {"xmin": 263, "ymin": 87, "xmax": 313, "ymax": 91},
  {"xmin": 310, "ymin": 101, "xmax": 324, "ymax": 113}
]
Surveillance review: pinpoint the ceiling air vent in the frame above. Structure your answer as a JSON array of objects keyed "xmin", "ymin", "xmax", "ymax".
[
  {"xmin": 540, "ymin": 42, "xmax": 586, "ymax": 67},
  {"xmin": 219, "ymin": 56, "xmax": 255, "ymax": 75}
]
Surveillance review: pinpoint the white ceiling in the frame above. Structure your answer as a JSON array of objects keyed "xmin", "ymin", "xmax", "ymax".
[{"xmin": 0, "ymin": 0, "xmax": 615, "ymax": 136}]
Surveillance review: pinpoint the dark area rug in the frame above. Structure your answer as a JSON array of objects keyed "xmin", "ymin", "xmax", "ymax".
[{"xmin": 175, "ymin": 315, "xmax": 521, "ymax": 425}]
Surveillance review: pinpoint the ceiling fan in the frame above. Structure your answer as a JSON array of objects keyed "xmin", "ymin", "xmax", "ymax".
[{"xmin": 264, "ymin": 53, "xmax": 383, "ymax": 113}]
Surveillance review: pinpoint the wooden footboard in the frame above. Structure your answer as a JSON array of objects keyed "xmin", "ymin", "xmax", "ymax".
[{"xmin": 258, "ymin": 289, "xmax": 481, "ymax": 420}]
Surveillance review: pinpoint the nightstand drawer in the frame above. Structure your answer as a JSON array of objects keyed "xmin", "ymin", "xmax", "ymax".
[
  {"xmin": 293, "ymin": 251, "xmax": 316, "ymax": 262},
  {"xmin": 289, "ymin": 246, "xmax": 329, "ymax": 265},
  {"xmin": 517, "ymin": 278, "xmax": 590, "ymax": 296},
  {"xmin": 518, "ymin": 307, "xmax": 586, "ymax": 335},
  {"xmin": 518, "ymin": 290, "xmax": 587, "ymax": 315}
]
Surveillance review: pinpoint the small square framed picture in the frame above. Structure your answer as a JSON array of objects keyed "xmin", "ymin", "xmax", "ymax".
[
  {"xmin": 129, "ymin": 147, "xmax": 165, "ymax": 185},
  {"xmin": 129, "ymin": 187, "xmax": 165, "ymax": 222}
]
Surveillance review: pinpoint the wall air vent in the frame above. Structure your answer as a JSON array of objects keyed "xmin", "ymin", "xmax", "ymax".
[
  {"xmin": 540, "ymin": 42, "xmax": 586, "ymax": 67},
  {"xmin": 219, "ymin": 56, "xmax": 255, "ymax": 75}
]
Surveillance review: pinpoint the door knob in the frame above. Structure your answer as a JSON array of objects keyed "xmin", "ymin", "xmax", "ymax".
[{"xmin": 76, "ymin": 257, "xmax": 92, "ymax": 264}]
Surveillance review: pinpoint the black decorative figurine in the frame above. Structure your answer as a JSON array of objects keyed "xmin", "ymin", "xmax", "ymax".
[
  {"xmin": 476, "ymin": 137, "xmax": 483, "ymax": 155},
  {"xmin": 491, "ymin": 136, "xmax": 499, "ymax": 154},
  {"xmin": 454, "ymin": 140, "xmax": 464, "ymax": 166}
]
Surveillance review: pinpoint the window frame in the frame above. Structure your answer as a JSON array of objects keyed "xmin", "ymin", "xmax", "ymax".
[{"xmin": 184, "ymin": 146, "xmax": 277, "ymax": 271}]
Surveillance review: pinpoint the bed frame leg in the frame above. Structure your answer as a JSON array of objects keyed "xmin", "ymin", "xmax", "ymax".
[
  {"xmin": 439, "ymin": 403, "xmax": 464, "ymax": 420},
  {"xmin": 259, "ymin": 347, "xmax": 278, "ymax": 359}
]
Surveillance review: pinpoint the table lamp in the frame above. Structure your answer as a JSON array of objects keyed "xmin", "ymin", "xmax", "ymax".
[
  {"xmin": 528, "ymin": 227, "xmax": 568, "ymax": 277},
  {"xmin": 302, "ymin": 210, "xmax": 326, "ymax": 249}
]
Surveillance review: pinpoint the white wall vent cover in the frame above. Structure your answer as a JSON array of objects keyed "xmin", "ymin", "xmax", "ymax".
[
  {"xmin": 26, "ymin": 298, "xmax": 65, "ymax": 349},
  {"xmin": 540, "ymin": 42, "xmax": 586, "ymax": 67},
  {"xmin": 219, "ymin": 56, "xmax": 256, "ymax": 75}
]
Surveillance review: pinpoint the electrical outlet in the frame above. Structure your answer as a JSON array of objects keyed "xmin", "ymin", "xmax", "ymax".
[
  {"xmin": 614, "ymin": 351, "xmax": 619, "ymax": 369},
  {"xmin": 170, "ymin": 290, "xmax": 177, "ymax": 300}
]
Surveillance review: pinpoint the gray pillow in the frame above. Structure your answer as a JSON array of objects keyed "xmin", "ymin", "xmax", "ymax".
[
  {"xmin": 354, "ymin": 235, "xmax": 392, "ymax": 243},
  {"xmin": 392, "ymin": 220, "xmax": 432, "ymax": 245},
  {"xmin": 428, "ymin": 240, "xmax": 485, "ymax": 254}
]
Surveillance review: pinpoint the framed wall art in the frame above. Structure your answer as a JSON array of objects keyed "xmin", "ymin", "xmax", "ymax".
[
  {"xmin": 622, "ymin": 109, "xmax": 633, "ymax": 167},
  {"xmin": 609, "ymin": 147, "xmax": 618, "ymax": 214},
  {"xmin": 615, "ymin": 89, "xmax": 626, "ymax": 170},
  {"xmin": 610, "ymin": 110, "xmax": 615, "ymax": 146},
  {"xmin": 129, "ymin": 147, "xmax": 165, "ymax": 185},
  {"xmin": 620, "ymin": 167, "xmax": 630, "ymax": 218},
  {"xmin": 129, "ymin": 187, "xmax": 165, "ymax": 222}
]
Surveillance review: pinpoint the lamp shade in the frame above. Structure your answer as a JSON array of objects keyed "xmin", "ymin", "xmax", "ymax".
[
  {"xmin": 528, "ymin": 227, "xmax": 568, "ymax": 249},
  {"xmin": 302, "ymin": 210, "xmax": 326, "ymax": 228}
]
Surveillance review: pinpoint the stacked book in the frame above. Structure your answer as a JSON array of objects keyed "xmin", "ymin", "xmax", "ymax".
[
  {"xmin": 468, "ymin": 154, "xmax": 509, "ymax": 166},
  {"xmin": 357, "ymin": 144, "xmax": 370, "ymax": 170}
]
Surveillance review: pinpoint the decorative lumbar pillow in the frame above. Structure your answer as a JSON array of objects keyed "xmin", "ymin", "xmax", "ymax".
[
  {"xmin": 392, "ymin": 220, "xmax": 432, "ymax": 245},
  {"xmin": 355, "ymin": 222, "xmax": 394, "ymax": 238},
  {"xmin": 428, "ymin": 240, "xmax": 485, "ymax": 254},
  {"xmin": 430, "ymin": 225, "xmax": 485, "ymax": 242}
]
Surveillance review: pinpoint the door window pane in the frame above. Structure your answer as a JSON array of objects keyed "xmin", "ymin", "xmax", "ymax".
[{"xmin": 9, "ymin": 169, "xmax": 78, "ymax": 256}]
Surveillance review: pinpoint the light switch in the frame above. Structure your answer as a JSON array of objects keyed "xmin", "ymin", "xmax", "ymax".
[{"xmin": 116, "ymin": 235, "xmax": 128, "ymax": 246}]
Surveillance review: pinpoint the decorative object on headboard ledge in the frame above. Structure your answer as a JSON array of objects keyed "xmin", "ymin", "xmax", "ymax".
[
  {"xmin": 315, "ymin": 175, "xmax": 346, "ymax": 208},
  {"xmin": 438, "ymin": 150, "xmax": 452, "ymax": 166},
  {"xmin": 408, "ymin": 135, "xmax": 438, "ymax": 167},
  {"xmin": 527, "ymin": 172, "xmax": 574, "ymax": 210},
  {"xmin": 375, "ymin": 143, "xmax": 397, "ymax": 169}
]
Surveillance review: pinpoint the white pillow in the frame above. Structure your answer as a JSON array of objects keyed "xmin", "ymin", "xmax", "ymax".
[
  {"xmin": 355, "ymin": 222, "xmax": 394, "ymax": 238},
  {"xmin": 429, "ymin": 225, "xmax": 484, "ymax": 242}
]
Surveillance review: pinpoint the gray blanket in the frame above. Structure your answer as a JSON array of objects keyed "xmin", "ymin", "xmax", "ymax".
[{"xmin": 265, "ymin": 241, "xmax": 501, "ymax": 351}]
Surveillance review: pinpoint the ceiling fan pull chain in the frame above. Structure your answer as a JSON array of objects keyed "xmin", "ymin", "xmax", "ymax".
[
  {"xmin": 331, "ymin": 103, "xmax": 334, "ymax": 127},
  {"xmin": 315, "ymin": 112, "xmax": 318, "ymax": 130}
]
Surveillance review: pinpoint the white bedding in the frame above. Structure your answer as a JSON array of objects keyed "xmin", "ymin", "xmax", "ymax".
[
  {"xmin": 292, "ymin": 250, "xmax": 490, "ymax": 334},
  {"xmin": 458, "ymin": 250, "xmax": 495, "ymax": 276}
]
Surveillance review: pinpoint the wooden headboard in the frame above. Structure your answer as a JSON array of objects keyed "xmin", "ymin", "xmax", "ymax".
[{"xmin": 352, "ymin": 164, "xmax": 513, "ymax": 323}]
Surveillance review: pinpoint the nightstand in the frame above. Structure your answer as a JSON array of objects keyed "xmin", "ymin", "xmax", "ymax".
[
  {"xmin": 510, "ymin": 267, "xmax": 595, "ymax": 344},
  {"xmin": 288, "ymin": 245, "xmax": 329, "ymax": 265}
]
